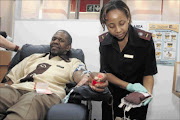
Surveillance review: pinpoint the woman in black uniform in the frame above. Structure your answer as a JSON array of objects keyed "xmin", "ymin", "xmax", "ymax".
[{"xmin": 99, "ymin": 0, "xmax": 157, "ymax": 120}]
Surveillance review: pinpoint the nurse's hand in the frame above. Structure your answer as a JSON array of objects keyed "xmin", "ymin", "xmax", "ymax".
[
  {"xmin": 89, "ymin": 72, "xmax": 108, "ymax": 92},
  {"xmin": 126, "ymin": 83, "xmax": 147, "ymax": 93}
]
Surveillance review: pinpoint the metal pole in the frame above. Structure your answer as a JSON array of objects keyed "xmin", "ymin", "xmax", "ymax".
[
  {"xmin": 14, "ymin": 0, "xmax": 22, "ymax": 20},
  {"xmin": 75, "ymin": 0, "xmax": 80, "ymax": 19},
  {"xmin": 161, "ymin": 0, "xmax": 163, "ymax": 21},
  {"xmin": 39, "ymin": 0, "xmax": 44, "ymax": 19},
  {"xmin": 67, "ymin": 0, "xmax": 71, "ymax": 19},
  {"xmin": 100, "ymin": 0, "xmax": 103, "ymax": 10}
]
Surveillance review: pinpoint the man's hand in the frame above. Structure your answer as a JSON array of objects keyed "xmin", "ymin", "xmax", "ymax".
[
  {"xmin": 126, "ymin": 83, "xmax": 147, "ymax": 93},
  {"xmin": 89, "ymin": 72, "xmax": 108, "ymax": 92},
  {"xmin": 0, "ymin": 83, "xmax": 5, "ymax": 87},
  {"xmin": 0, "ymin": 80, "xmax": 13, "ymax": 87},
  {"xmin": 0, "ymin": 83, "xmax": 7, "ymax": 87}
]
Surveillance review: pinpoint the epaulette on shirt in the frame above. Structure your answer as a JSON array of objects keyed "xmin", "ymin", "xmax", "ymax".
[
  {"xmin": 99, "ymin": 32, "xmax": 108, "ymax": 42},
  {"xmin": 136, "ymin": 28, "xmax": 152, "ymax": 41}
]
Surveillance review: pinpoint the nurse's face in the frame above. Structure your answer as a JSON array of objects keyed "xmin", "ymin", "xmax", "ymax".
[{"xmin": 105, "ymin": 9, "xmax": 130, "ymax": 40}]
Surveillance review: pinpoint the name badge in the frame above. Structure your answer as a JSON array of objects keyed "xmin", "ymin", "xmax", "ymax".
[{"xmin": 124, "ymin": 54, "xmax": 134, "ymax": 59}]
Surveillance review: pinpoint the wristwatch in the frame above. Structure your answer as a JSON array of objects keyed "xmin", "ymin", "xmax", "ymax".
[
  {"xmin": 4, "ymin": 83, "xmax": 9, "ymax": 86},
  {"xmin": 14, "ymin": 45, "xmax": 20, "ymax": 52}
]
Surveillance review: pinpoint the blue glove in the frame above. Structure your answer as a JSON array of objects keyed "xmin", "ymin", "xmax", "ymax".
[
  {"xmin": 126, "ymin": 83, "xmax": 147, "ymax": 93},
  {"xmin": 142, "ymin": 97, "xmax": 153, "ymax": 106}
]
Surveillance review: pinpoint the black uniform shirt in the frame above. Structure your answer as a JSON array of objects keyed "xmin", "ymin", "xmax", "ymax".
[{"xmin": 99, "ymin": 25, "xmax": 157, "ymax": 90}]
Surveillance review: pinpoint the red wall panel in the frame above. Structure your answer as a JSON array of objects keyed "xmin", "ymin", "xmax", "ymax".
[{"xmin": 71, "ymin": 0, "xmax": 110, "ymax": 12}]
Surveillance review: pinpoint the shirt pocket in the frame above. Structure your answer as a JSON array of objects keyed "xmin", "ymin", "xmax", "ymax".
[{"xmin": 123, "ymin": 57, "xmax": 135, "ymax": 72}]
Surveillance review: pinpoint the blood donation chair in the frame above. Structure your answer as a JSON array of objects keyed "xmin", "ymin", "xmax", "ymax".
[{"xmin": 2, "ymin": 44, "xmax": 112, "ymax": 120}]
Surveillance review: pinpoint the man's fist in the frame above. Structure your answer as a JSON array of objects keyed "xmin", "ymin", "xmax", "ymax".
[
  {"xmin": 92, "ymin": 73, "xmax": 105, "ymax": 86},
  {"xmin": 89, "ymin": 72, "xmax": 108, "ymax": 92}
]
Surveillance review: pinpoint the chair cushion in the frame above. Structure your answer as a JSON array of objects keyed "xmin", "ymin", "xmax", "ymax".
[
  {"xmin": 71, "ymin": 85, "xmax": 112, "ymax": 102},
  {"xmin": 47, "ymin": 103, "xmax": 87, "ymax": 120},
  {"xmin": 20, "ymin": 44, "xmax": 84, "ymax": 62},
  {"xmin": 20, "ymin": 44, "xmax": 50, "ymax": 59}
]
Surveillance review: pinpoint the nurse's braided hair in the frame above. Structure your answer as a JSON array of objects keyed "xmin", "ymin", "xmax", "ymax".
[{"xmin": 100, "ymin": 0, "xmax": 132, "ymax": 31}]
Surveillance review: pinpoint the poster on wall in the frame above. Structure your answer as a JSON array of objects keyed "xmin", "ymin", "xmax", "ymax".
[{"xmin": 149, "ymin": 23, "xmax": 179, "ymax": 66}]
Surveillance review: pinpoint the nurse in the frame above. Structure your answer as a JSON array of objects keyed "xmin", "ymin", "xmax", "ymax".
[{"xmin": 99, "ymin": 0, "xmax": 157, "ymax": 119}]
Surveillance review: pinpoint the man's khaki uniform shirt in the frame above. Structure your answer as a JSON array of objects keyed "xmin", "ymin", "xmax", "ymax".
[{"xmin": 6, "ymin": 53, "xmax": 85, "ymax": 100}]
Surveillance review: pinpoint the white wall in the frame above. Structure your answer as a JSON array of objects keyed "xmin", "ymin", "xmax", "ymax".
[
  {"xmin": 13, "ymin": 20, "xmax": 180, "ymax": 120},
  {"xmin": 147, "ymin": 65, "xmax": 180, "ymax": 120}
]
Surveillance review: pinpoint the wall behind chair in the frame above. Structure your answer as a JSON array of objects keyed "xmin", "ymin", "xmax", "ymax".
[{"xmin": 13, "ymin": 20, "xmax": 180, "ymax": 120}]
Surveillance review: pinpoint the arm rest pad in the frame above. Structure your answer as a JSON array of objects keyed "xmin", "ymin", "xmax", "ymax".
[{"xmin": 70, "ymin": 85, "xmax": 112, "ymax": 103}]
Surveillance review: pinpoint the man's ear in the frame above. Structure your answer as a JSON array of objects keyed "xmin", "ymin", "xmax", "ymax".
[{"xmin": 66, "ymin": 45, "xmax": 71, "ymax": 51}]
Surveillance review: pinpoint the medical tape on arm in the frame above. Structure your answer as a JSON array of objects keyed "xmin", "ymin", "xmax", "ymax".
[{"xmin": 63, "ymin": 65, "xmax": 90, "ymax": 103}]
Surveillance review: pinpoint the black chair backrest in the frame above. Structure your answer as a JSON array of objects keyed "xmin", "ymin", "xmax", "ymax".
[{"xmin": 2, "ymin": 44, "xmax": 85, "ymax": 83}]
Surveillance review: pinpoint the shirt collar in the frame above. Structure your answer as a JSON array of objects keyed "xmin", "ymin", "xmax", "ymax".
[{"xmin": 43, "ymin": 52, "xmax": 70, "ymax": 62}]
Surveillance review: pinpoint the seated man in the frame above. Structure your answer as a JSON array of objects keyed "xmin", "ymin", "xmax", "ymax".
[{"xmin": 0, "ymin": 30, "xmax": 108, "ymax": 120}]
